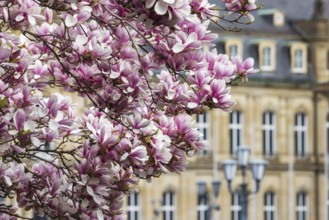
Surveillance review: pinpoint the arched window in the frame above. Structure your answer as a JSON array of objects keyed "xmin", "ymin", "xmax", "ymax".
[
  {"xmin": 296, "ymin": 192, "xmax": 308, "ymax": 220},
  {"xmin": 229, "ymin": 111, "xmax": 243, "ymax": 155},
  {"xmin": 264, "ymin": 192, "xmax": 276, "ymax": 220},
  {"xmin": 127, "ymin": 192, "xmax": 141, "ymax": 220},
  {"xmin": 327, "ymin": 191, "xmax": 329, "ymax": 220},
  {"xmin": 197, "ymin": 112, "xmax": 210, "ymax": 157},
  {"xmin": 325, "ymin": 113, "xmax": 329, "ymax": 155},
  {"xmin": 262, "ymin": 111, "xmax": 276, "ymax": 157},
  {"xmin": 197, "ymin": 182, "xmax": 210, "ymax": 220},
  {"xmin": 327, "ymin": 50, "xmax": 329, "ymax": 70},
  {"xmin": 294, "ymin": 113, "xmax": 308, "ymax": 158},
  {"xmin": 162, "ymin": 191, "xmax": 175, "ymax": 220}
]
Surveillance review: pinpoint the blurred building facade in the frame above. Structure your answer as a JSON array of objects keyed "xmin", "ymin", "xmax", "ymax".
[{"xmin": 126, "ymin": 0, "xmax": 329, "ymax": 220}]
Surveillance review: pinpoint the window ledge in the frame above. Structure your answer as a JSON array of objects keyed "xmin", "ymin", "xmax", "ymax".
[
  {"xmin": 260, "ymin": 66, "xmax": 276, "ymax": 72},
  {"xmin": 295, "ymin": 156, "xmax": 310, "ymax": 161},
  {"xmin": 264, "ymin": 155, "xmax": 278, "ymax": 160},
  {"xmin": 291, "ymin": 68, "xmax": 307, "ymax": 74}
]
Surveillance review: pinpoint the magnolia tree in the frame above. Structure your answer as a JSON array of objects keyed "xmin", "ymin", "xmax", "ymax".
[{"xmin": 0, "ymin": 0, "xmax": 258, "ymax": 219}]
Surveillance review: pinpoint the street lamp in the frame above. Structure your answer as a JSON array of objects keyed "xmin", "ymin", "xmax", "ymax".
[{"xmin": 222, "ymin": 146, "xmax": 267, "ymax": 220}]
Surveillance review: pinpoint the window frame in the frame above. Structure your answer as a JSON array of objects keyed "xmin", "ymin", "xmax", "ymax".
[
  {"xmin": 264, "ymin": 192, "xmax": 276, "ymax": 220},
  {"xmin": 258, "ymin": 10, "xmax": 285, "ymax": 27},
  {"xmin": 290, "ymin": 43, "xmax": 307, "ymax": 74},
  {"xmin": 327, "ymin": 191, "xmax": 329, "ymax": 220},
  {"xmin": 197, "ymin": 183, "xmax": 211, "ymax": 220},
  {"xmin": 162, "ymin": 191, "xmax": 176, "ymax": 220},
  {"xmin": 273, "ymin": 11, "xmax": 285, "ymax": 26},
  {"xmin": 229, "ymin": 111, "xmax": 243, "ymax": 155},
  {"xmin": 294, "ymin": 113, "xmax": 308, "ymax": 158},
  {"xmin": 326, "ymin": 50, "xmax": 329, "ymax": 70},
  {"xmin": 294, "ymin": 49, "xmax": 303, "ymax": 69},
  {"xmin": 196, "ymin": 112, "xmax": 210, "ymax": 157},
  {"xmin": 259, "ymin": 42, "xmax": 276, "ymax": 72},
  {"xmin": 262, "ymin": 111, "xmax": 276, "ymax": 157},
  {"xmin": 263, "ymin": 47, "xmax": 272, "ymax": 67},
  {"xmin": 229, "ymin": 44, "xmax": 239, "ymax": 57},
  {"xmin": 127, "ymin": 192, "xmax": 141, "ymax": 220},
  {"xmin": 326, "ymin": 113, "xmax": 329, "ymax": 154},
  {"xmin": 296, "ymin": 192, "xmax": 308, "ymax": 220},
  {"xmin": 225, "ymin": 39, "xmax": 243, "ymax": 58}
]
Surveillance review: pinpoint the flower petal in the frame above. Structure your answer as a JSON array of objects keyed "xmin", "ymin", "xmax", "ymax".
[
  {"xmin": 154, "ymin": 1, "xmax": 169, "ymax": 15},
  {"xmin": 65, "ymin": 15, "xmax": 77, "ymax": 27},
  {"xmin": 172, "ymin": 43, "xmax": 185, "ymax": 53},
  {"xmin": 14, "ymin": 109, "xmax": 26, "ymax": 131}
]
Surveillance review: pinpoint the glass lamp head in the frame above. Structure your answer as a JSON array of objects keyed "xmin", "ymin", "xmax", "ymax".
[
  {"xmin": 236, "ymin": 145, "xmax": 251, "ymax": 167},
  {"xmin": 249, "ymin": 159, "xmax": 267, "ymax": 181},
  {"xmin": 211, "ymin": 180, "xmax": 221, "ymax": 199},
  {"xmin": 197, "ymin": 182, "xmax": 207, "ymax": 196},
  {"xmin": 222, "ymin": 159, "xmax": 237, "ymax": 182}
]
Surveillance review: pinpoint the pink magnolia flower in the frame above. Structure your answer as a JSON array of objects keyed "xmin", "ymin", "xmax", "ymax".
[
  {"xmin": 190, "ymin": 0, "xmax": 216, "ymax": 20},
  {"xmin": 231, "ymin": 56, "xmax": 259, "ymax": 76},
  {"xmin": 223, "ymin": 0, "xmax": 257, "ymax": 12},
  {"xmin": 222, "ymin": 0, "xmax": 258, "ymax": 21},
  {"xmin": 146, "ymin": 0, "xmax": 190, "ymax": 16},
  {"xmin": 13, "ymin": 109, "xmax": 26, "ymax": 132},
  {"xmin": 15, "ymin": 1, "xmax": 44, "ymax": 26},
  {"xmin": 0, "ymin": 0, "xmax": 259, "ymax": 218},
  {"xmin": 0, "ymin": 48, "xmax": 11, "ymax": 61},
  {"xmin": 172, "ymin": 32, "xmax": 201, "ymax": 53}
]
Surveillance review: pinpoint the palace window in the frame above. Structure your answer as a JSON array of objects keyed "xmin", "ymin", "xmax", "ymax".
[
  {"xmin": 264, "ymin": 192, "xmax": 276, "ymax": 220},
  {"xmin": 197, "ymin": 182, "xmax": 211, "ymax": 220},
  {"xmin": 259, "ymin": 42, "xmax": 276, "ymax": 72},
  {"xmin": 197, "ymin": 112, "xmax": 210, "ymax": 157},
  {"xmin": 225, "ymin": 39, "xmax": 243, "ymax": 57},
  {"xmin": 327, "ymin": 50, "xmax": 329, "ymax": 70},
  {"xmin": 273, "ymin": 11, "xmax": 285, "ymax": 26},
  {"xmin": 263, "ymin": 47, "xmax": 272, "ymax": 67},
  {"xmin": 127, "ymin": 192, "xmax": 141, "ymax": 220},
  {"xmin": 229, "ymin": 111, "xmax": 243, "ymax": 155},
  {"xmin": 294, "ymin": 49, "xmax": 303, "ymax": 69},
  {"xmin": 296, "ymin": 192, "xmax": 308, "ymax": 220},
  {"xmin": 231, "ymin": 193, "xmax": 242, "ymax": 220},
  {"xmin": 294, "ymin": 113, "xmax": 308, "ymax": 158},
  {"xmin": 229, "ymin": 44, "xmax": 238, "ymax": 57},
  {"xmin": 263, "ymin": 111, "xmax": 276, "ymax": 157},
  {"xmin": 290, "ymin": 43, "xmax": 307, "ymax": 73},
  {"xmin": 162, "ymin": 191, "xmax": 175, "ymax": 220},
  {"xmin": 327, "ymin": 191, "xmax": 329, "ymax": 220},
  {"xmin": 258, "ymin": 9, "xmax": 285, "ymax": 27},
  {"xmin": 326, "ymin": 113, "xmax": 329, "ymax": 154}
]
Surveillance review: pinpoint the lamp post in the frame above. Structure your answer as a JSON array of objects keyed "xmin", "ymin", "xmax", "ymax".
[
  {"xmin": 222, "ymin": 146, "xmax": 267, "ymax": 220},
  {"xmin": 197, "ymin": 179, "xmax": 221, "ymax": 220}
]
